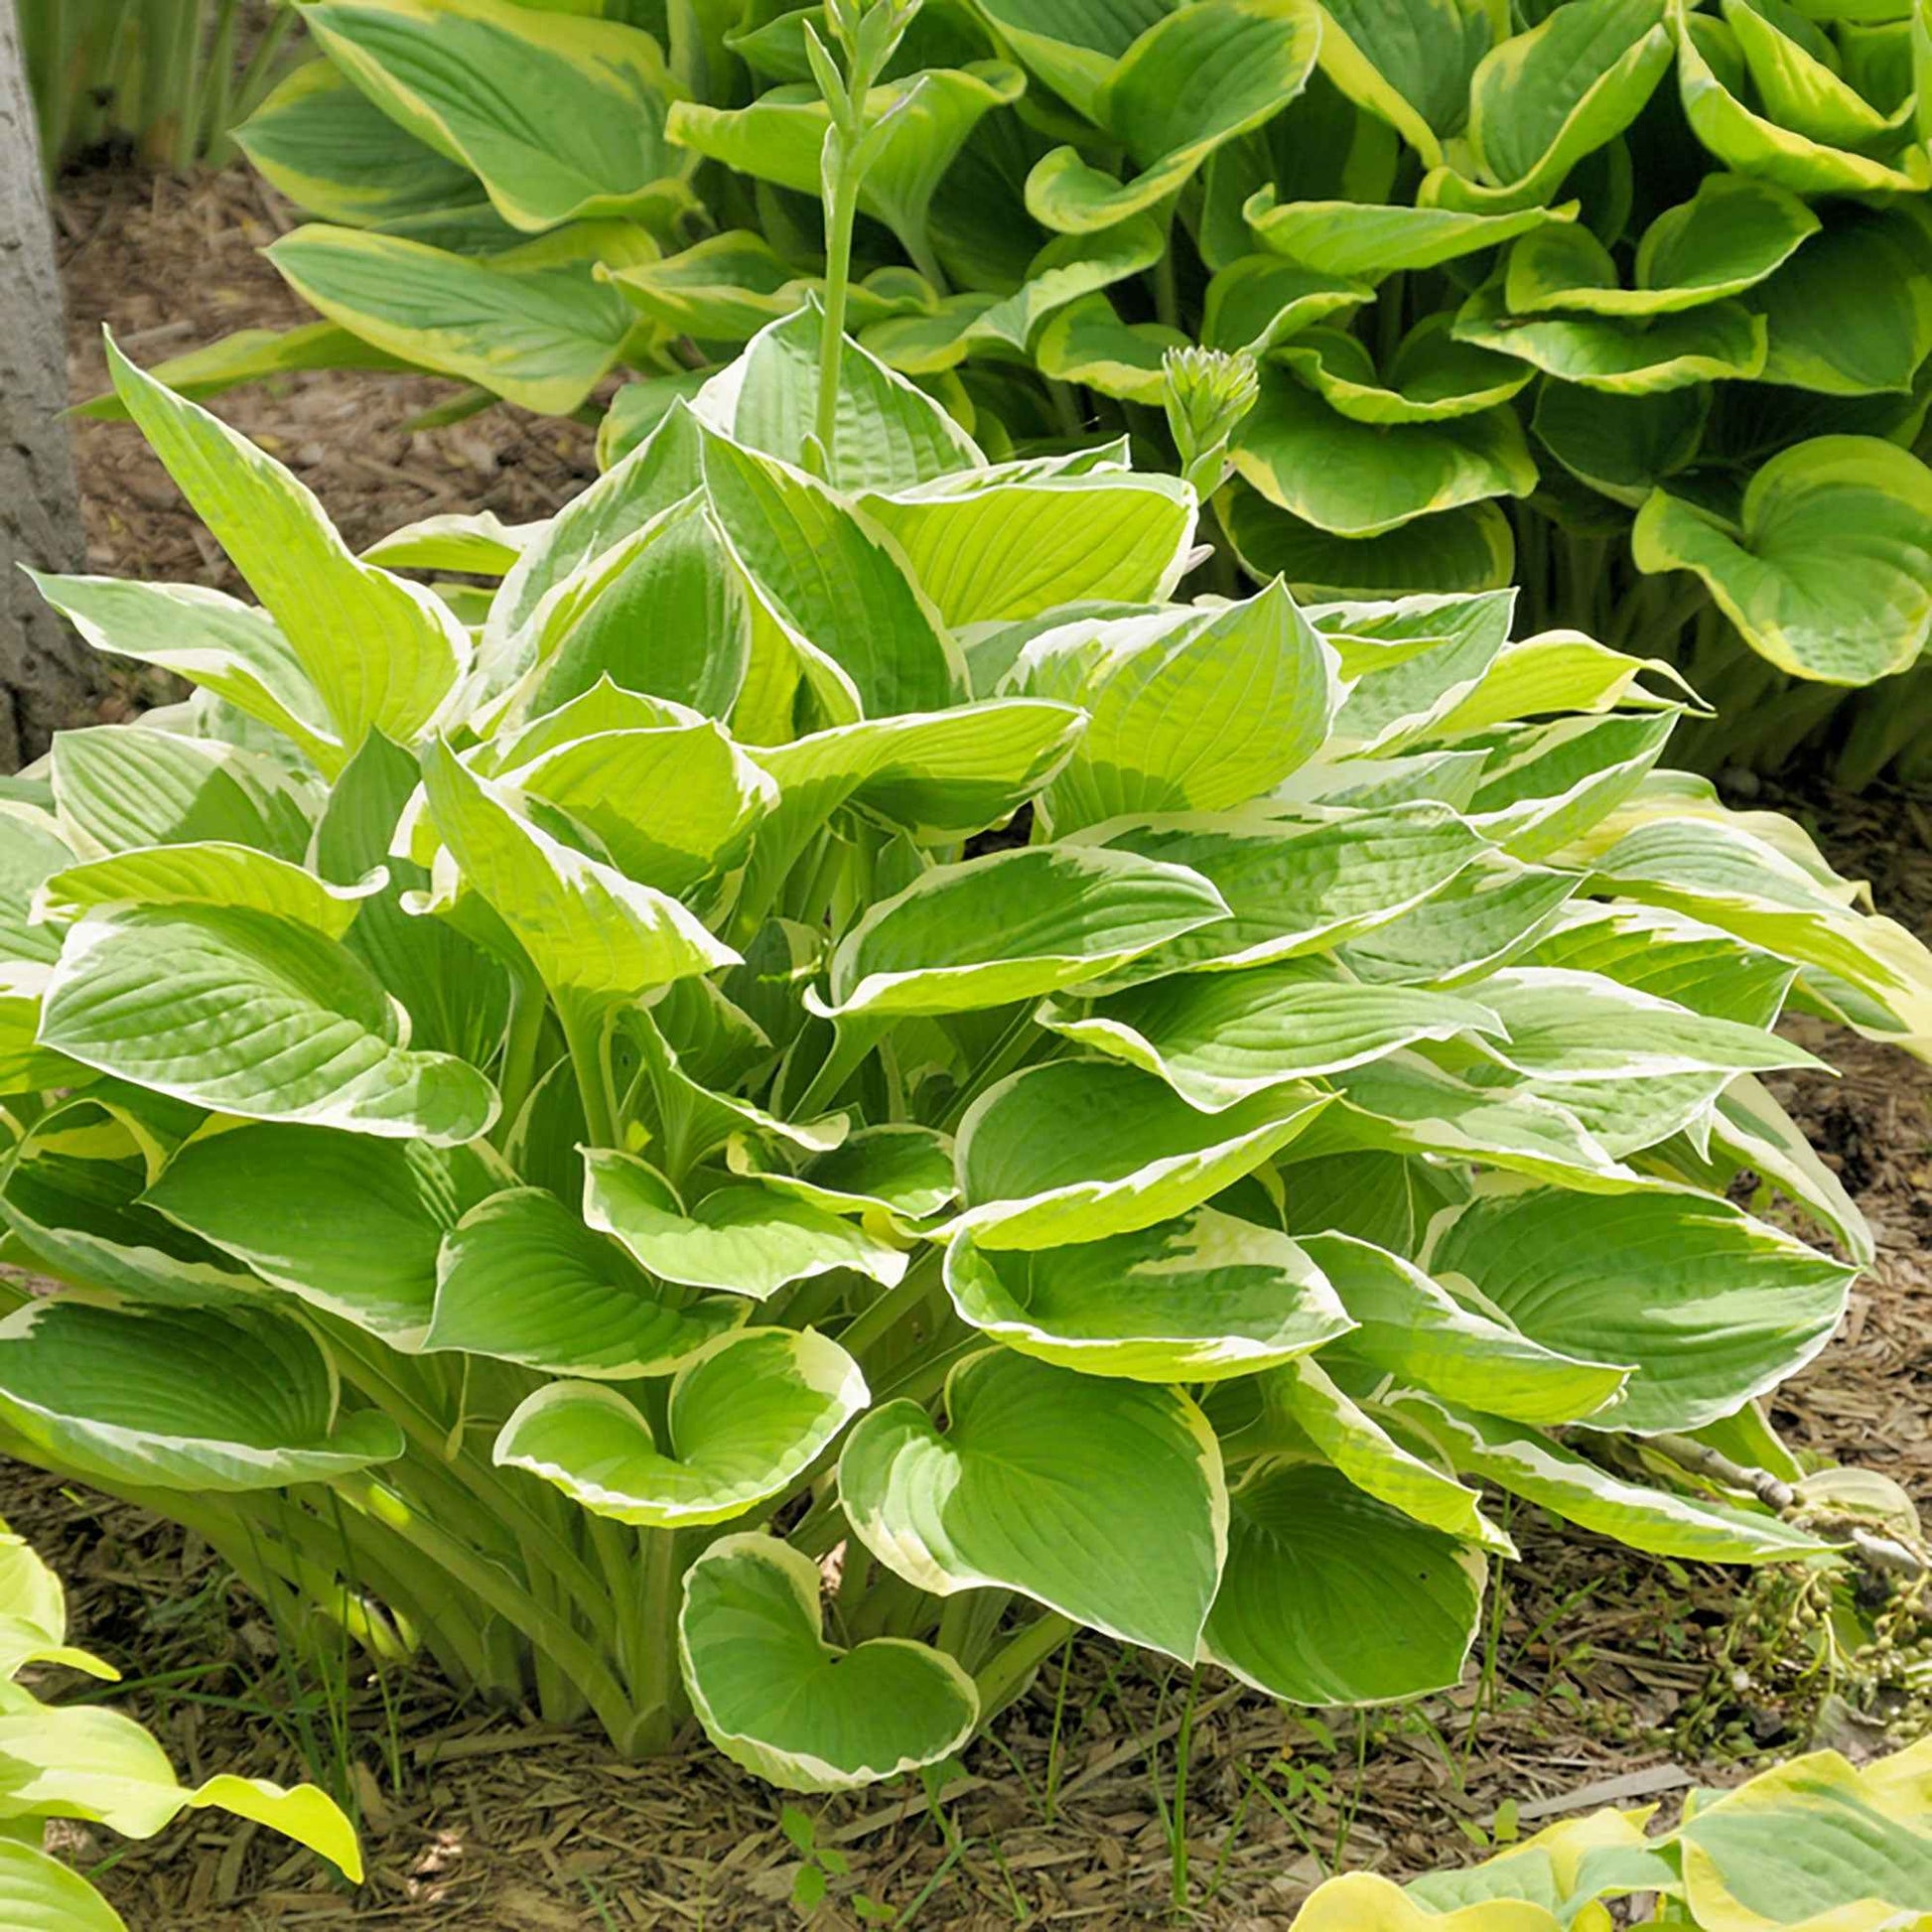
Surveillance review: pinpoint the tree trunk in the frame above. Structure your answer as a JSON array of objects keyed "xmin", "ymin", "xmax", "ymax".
[{"xmin": 0, "ymin": 0, "xmax": 99, "ymax": 772}]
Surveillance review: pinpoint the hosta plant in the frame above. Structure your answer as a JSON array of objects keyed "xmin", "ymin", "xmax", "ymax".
[
  {"xmin": 0, "ymin": 1515, "xmax": 358, "ymax": 1925},
  {"xmin": 1293, "ymin": 1734, "xmax": 1932, "ymax": 1928},
  {"xmin": 10, "ymin": 308, "xmax": 1932, "ymax": 1787},
  {"xmin": 108, "ymin": 0, "xmax": 1932, "ymax": 777}
]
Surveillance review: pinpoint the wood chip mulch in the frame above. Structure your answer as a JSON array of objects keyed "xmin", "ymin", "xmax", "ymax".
[{"xmin": 7, "ymin": 160, "xmax": 1929, "ymax": 1929}]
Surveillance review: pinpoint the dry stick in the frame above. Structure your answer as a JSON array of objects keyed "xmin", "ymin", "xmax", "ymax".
[{"xmin": 1645, "ymin": 1433, "xmax": 1926, "ymax": 1580}]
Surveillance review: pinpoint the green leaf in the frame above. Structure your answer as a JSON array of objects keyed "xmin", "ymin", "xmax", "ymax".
[
  {"xmin": 1277, "ymin": 317, "xmax": 1535, "ymax": 425},
  {"xmin": 361, "ymin": 509, "xmax": 532, "ymax": 576},
  {"xmin": 302, "ymin": 0, "xmax": 689, "ymax": 232},
  {"xmin": 678, "ymin": 1534, "xmax": 978, "ymax": 1792},
  {"xmin": 235, "ymin": 55, "xmax": 484, "ymax": 228},
  {"xmin": 1676, "ymin": 7, "xmax": 1932, "ymax": 193},
  {"xmin": 41, "ymin": 908, "xmax": 499, "ymax": 1146},
  {"xmin": 148, "ymin": 1125, "xmax": 500, "ymax": 1345},
  {"xmin": 266, "ymin": 224, "xmax": 634, "ymax": 416},
  {"xmin": 495, "ymin": 1327, "xmax": 866, "ymax": 1526},
  {"xmin": 1532, "ymin": 382, "xmax": 1710, "ymax": 506},
  {"xmin": 0, "ymin": 1094, "xmax": 259, "ymax": 1310},
  {"xmin": 25, "ymin": 574, "xmax": 339, "ymax": 770},
  {"xmin": 1313, "ymin": 0, "xmax": 1502, "ymax": 167},
  {"xmin": 0, "ymin": 1700, "xmax": 360, "ymax": 1874},
  {"xmin": 1025, "ymin": 0, "xmax": 1322, "ymax": 233},
  {"xmin": 1303, "ymin": 1232, "xmax": 1628, "ymax": 1425},
  {"xmin": 699, "ymin": 430, "xmax": 969, "ymax": 719},
  {"xmin": 1432, "ymin": 0, "xmax": 1675, "ymax": 210},
  {"xmin": 429, "ymin": 1187, "xmax": 746, "ymax": 1376},
  {"xmin": 1393, "ymin": 1394, "xmax": 1838, "ymax": 1562},
  {"xmin": 1077, "ymin": 802, "xmax": 1492, "ymax": 978},
  {"xmin": 417, "ymin": 739, "xmax": 737, "ymax": 1003},
  {"xmin": 1218, "ymin": 485, "xmax": 1517, "ymax": 602},
  {"xmin": 1245, "ymin": 187, "xmax": 1576, "ymax": 279},
  {"xmin": 1203, "ymin": 1460, "xmax": 1483, "ymax": 1702},
  {"xmin": 1470, "ymin": 966, "xmax": 1816, "ymax": 1080},
  {"xmin": 1506, "ymin": 173, "xmax": 1819, "ymax": 316},
  {"xmin": 584, "ymin": 1151, "xmax": 906, "ymax": 1300},
  {"xmin": 666, "ymin": 64, "xmax": 1026, "ymax": 270},
  {"xmin": 102, "ymin": 336, "xmax": 468, "ymax": 750},
  {"xmin": 727, "ymin": 1125, "xmax": 957, "ymax": 1231},
  {"xmin": 954, "ymin": 1058, "xmax": 1332, "ymax": 1249},
  {"xmin": 48, "ymin": 727, "xmax": 314, "ymax": 864},
  {"xmin": 840, "ymin": 1348, "xmax": 1225, "ymax": 1658},
  {"xmin": 943, "ymin": 1207, "xmax": 1353, "ymax": 1380},
  {"xmin": 704, "ymin": 307, "xmax": 984, "ymax": 494},
  {"xmin": 817, "ymin": 843, "xmax": 1229, "ymax": 1020},
  {"xmin": 856, "ymin": 467, "xmax": 1196, "ymax": 626},
  {"xmin": 1744, "ymin": 208, "xmax": 1932, "ymax": 396},
  {"xmin": 968, "ymin": 0, "xmax": 1178, "ymax": 118},
  {"xmin": 501, "ymin": 719, "xmax": 775, "ymax": 898},
  {"xmin": 1427, "ymin": 1187, "xmax": 1858, "ymax": 1434},
  {"xmin": 1452, "ymin": 278, "xmax": 1767, "ymax": 393},
  {"xmin": 1232, "ymin": 368, "xmax": 1538, "ymax": 536},
  {"xmin": 0, "ymin": 1300, "xmax": 402, "ymax": 1491},
  {"xmin": 0, "ymin": 1840, "xmax": 126, "ymax": 1931},
  {"xmin": 965, "ymin": 214, "xmax": 1169, "ymax": 352},
  {"xmin": 36, "ymin": 843, "xmax": 380, "ymax": 939},
  {"xmin": 1035, "ymin": 294, "xmax": 1189, "ymax": 403},
  {"xmin": 1200, "ymin": 255, "xmax": 1374, "ymax": 354},
  {"xmin": 1338, "ymin": 857, "xmax": 1581, "ymax": 984},
  {"xmin": 1266, "ymin": 1355, "xmax": 1511, "ymax": 1551},
  {"xmin": 1027, "ymin": 581, "xmax": 1343, "ymax": 829},
  {"xmin": 1631, "ymin": 436, "xmax": 1932, "ymax": 683},
  {"xmin": 1041, "ymin": 964, "xmax": 1503, "ymax": 1110}
]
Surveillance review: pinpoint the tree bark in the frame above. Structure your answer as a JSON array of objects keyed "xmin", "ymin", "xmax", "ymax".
[{"xmin": 0, "ymin": 0, "xmax": 100, "ymax": 771}]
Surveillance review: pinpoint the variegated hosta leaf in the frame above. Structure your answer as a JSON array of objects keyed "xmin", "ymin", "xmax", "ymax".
[
  {"xmin": 814, "ymin": 842, "xmax": 1229, "ymax": 1019},
  {"xmin": 1392, "ymin": 1394, "xmax": 1839, "ymax": 1563},
  {"xmin": 1312, "ymin": 0, "xmax": 1501, "ymax": 169},
  {"xmin": 584, "ymin": 1150, "xmax": 907, "ymax": 1299},
  {"xmin": 1074, "ymin": 801, "xmax": 1493, "ymax": 979},
  {"xmin": 1426, "ymin": 1186, "xmax": 1858, "ymax": 1434},
  {"xmin": 954, "ymin": 1057, "xmax": 1332, "ymax": 1249},
  {"xmin": 943, "ymin": 1207, "xmax": 1353, "ymax": 1379},
  {"xmin": 1278, "ymin": 317, "xmax": 1532, "ymax": 426},
  {"xmin": 679, "ymin": 1535, "xmax": 978, "ymax": 1793},
  {"xmin": 1243, "ymin": 186, "xmax": 1575, "ymax": 280},
  {"xmin": 839, "ymin": 1348, "xmax": 1227, "ymax": 1659},
  {"xmin": 0, "ymin": 1838, "xmax": 129, "ymax": 1931},
  {"xmin": 1632, "ymin": 436, "xmax": 1932, "ymax": 685},
  {"xmin": 101, "ymin": 338, "xmax": 468, "ymax": 754},
  {"xmin": 1025, "ymin": 0, "xmax": 1321, "ymax": 234},
  {"xmin": 494, "ymin": 1327, "xmax": 866, "ymax": 1527},
  {"xmin": 1302, "ymin": 1232, "xmax": 1629, "ymax": 1426},
  {"xmin": 300, "ymin": 0, "xmax": 689, "ymax": 233},
  {"xmin": 1040, "ymin": 962, "xmax": 1504, "ymax": 1110},
  {"xmin": 0, "ymin": 1300, "xmax": 402, "ymax": 1491},
  {"xmin": 1202, "ymin": 1460, "xmax": 1484, "ymax": 1703},
  {"xmin": 147, "ymin": 1125, "xmax": 501, "ymax": 1345},
  {"xmin": 40, "ymin": 907, "xmax": 499, "ymax": 1147}
]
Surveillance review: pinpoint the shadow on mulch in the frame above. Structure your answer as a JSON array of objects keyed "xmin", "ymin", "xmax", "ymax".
[{"xmin": 13, "ymin": 156, "xmax": 1932, "ymax": 1931}]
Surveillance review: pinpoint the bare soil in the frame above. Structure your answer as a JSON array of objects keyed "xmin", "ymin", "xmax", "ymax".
[{"xmin": 10, "ymin": 158, "xmax": 1930, "ymax": 1931}]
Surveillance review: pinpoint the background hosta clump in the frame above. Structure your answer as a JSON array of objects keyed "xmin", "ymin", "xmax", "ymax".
[
  {"xmin": 117, "ymin": 0, "xmax": 1932, "ymax": 780},
  {"xmin": 9, "ymin": 308, "xmax": 1932, "ymax": 1788}
]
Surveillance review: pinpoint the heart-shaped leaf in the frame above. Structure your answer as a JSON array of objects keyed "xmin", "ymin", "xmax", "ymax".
[
  {"xmin": 494, "ymin": 1327, "xmax": 866, "ymax": 1526},
  {"xmin": 1202, "ymin": 1460, "xmax": 1483, "ymax": 1702},
  {"xmin": 678, "ymin": 1535, "xmax": 978, "ymax": 1791},
  {"xmin": 943, "ymin": 1207, "xmax": 1353, "ymax": 1380},
  {"xmin": 1631, "ymin": 435, "xmax": 1932, "ymax": 682},
  {"xmin": 839, "ymin": 1348, "xmax": 1226, "ymax": 1658}
]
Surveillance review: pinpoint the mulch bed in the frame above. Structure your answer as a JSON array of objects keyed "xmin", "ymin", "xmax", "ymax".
[{"xmin": 10, "ymin": 159, "xmax": 1930, "ymax": 1929}]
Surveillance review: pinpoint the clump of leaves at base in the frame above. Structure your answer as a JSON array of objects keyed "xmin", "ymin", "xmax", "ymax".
[
  {"xmin": 8, "ymin": 309, "xmax": 1932, "ymax": 1789},
  {"xmin": 1291, "ymin": 1731, "xmax": 1932, "ymax": 1927},
  {"xmin": 0, "ymin": 1516, "xmax": 359, "ymax": 1924}
]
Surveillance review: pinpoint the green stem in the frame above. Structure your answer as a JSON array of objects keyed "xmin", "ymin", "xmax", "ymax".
[
  {"xmin": 630, "ymin": 1529, "xmax": 683, "ymax": 1752},
  {"xmin": 790, "ymin": 1012, "xmax": 888, "ymax": 1120},
  {"xmin": 815, "ymin": 150, "xmax": 862, "ymax": 468},
  {"xmin": 838, "ymin": 1245, "xmax": 943, "ymax": 1360},
  {"xmin": 344, "ymin": 1474, "xmax": 641, "ymax": 1749},
  {"xmin": 492, "ymin": 964, "xmax": 549, "ymax": 1150},
  {"xmin": 975, "ymin": 1611, "xmax": 1079, "ymax": 1718},
  {"xmin": 560, "ymin": 994, "xmax": 619, "ymax": 1148}
]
